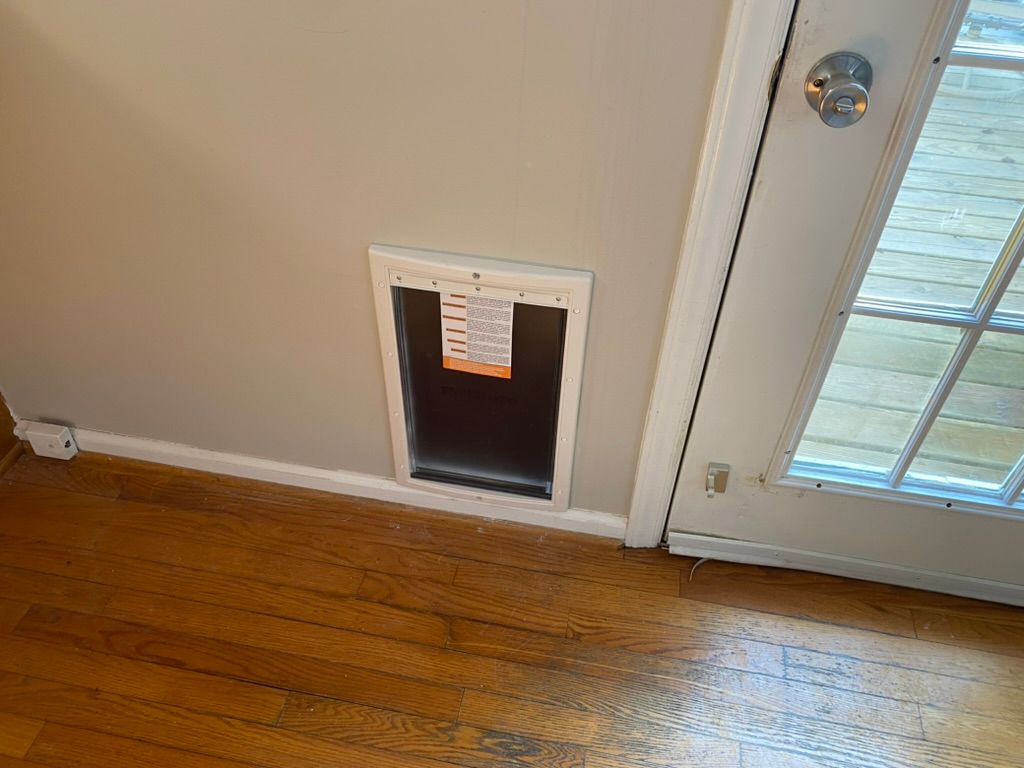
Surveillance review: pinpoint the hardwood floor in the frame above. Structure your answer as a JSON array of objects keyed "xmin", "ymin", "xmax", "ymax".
[
  {"xmin": 0, "ymin": 451, "xmax": 1022, "ymax": 767},
  {"xmin": 0, "ymin": 394, "xmax": 20, "ymax": 480}
]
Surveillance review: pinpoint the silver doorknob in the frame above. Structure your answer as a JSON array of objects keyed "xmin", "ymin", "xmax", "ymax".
[{"xmin": 804, "ymin": 52, "xmax": 872, "ymax": 128}]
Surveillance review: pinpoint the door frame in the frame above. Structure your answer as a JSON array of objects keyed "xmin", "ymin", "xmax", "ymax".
[{"xmin": 626, "ymin": 0, "xmax": 796, "ymax": 547}]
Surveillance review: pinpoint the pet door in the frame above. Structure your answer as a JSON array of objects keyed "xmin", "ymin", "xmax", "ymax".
[{"xmin": 370, "ymin": 244, "xmax": 593, "ymax": 512}]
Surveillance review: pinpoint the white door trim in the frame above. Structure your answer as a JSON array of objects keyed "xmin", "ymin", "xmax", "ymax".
[
  {"xmin": 668, "ymin": 531, "xmax": 1024, "ymax": 606},
  {"xmin": 625, "ymin": 0, "xmax": 796, "ymax": 547}
]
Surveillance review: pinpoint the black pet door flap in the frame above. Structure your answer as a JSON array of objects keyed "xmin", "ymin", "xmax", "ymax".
[{"xmin": 393, "ymin": 286, "xmax": 566, "ymax": 499}]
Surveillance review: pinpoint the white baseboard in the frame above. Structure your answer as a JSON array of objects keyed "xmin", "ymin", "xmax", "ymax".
[
  {"xmin": 669, "ymin": 531, "xmax": 1024, "ymax": 606},
  {"xmin": 55, "ymin": 426, "xmax": 626, "ymax": 540}
]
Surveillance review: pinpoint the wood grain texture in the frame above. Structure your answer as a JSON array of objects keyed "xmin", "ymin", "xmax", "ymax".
[
  {"xmin": 458, "ymin": 689, "xmax": 740, "ymax": 766},
  {"xmin": 97, "ymin": 453, "xmax": 678, "ymax": 595},
  {"xmin": 913, "ymin": 609, "xmax": 1024, "ymax": 658},
  {"xmin": 454, "ymin": 559, "xmax": 1024, "ymax": 690},
  {"xmin": 0, "ymin": 530, "xmax": 447, "ymax": 647},
  {"xmin": 0, "ymin": 477, "xmax": 459, "ymax": 585},
  {"xmin": 3, "ymin": 454, "xmax": 123, "ymax": 498},
  {"xmin": 0, "ymin": 634, "xmax": 285, "ymax": 724},
  {"xmin": 0, "ymin": 712, "xmax": 42, "ymax": 758},
  {"xmin": 278, "ymin": 692, "xmax": 584, "ymax": 768},
  {"xmin": 448, "ymin": 619, "xmax": 922, "ymax": 739},
  {"xmin": 921, "ymin": 707, "xmax": 1024, "ymax": 762},
  {"xmin": 13, "ymin": 605, "xmax": 460, "ymax": 721},
  {"xmin": 358, "ymin": 570, "xmax": 569, "ymax": 635},
  {"xmin": 677, "ymin": 561, "xmax": 917, "ymax": 636},
  {"xmin": 0, "ymin": 394, "xmax": 17, "ymax": 476},
  {"xmin": 0, "ymin": 565, "xmax": 113, "ymax": 615},
  {"xmin": 566, "ymin": 610, "xmax": 785, "ymax": 675},
  {"xmin": 0, "ymin": 600, "xmax": 29, "ymax": 635},
  {"xmin": 783, "ymin": 646, "xmax": 1024, "ymax": 724},
  {"xmin": 0, "ymin": 452, "xmax": 1020, "ymax": 768},
  {"xmin": 0, "ymin": 674, "xmax": 453, "ymax": 768},
  {"xmin": 26, "ymin": 723, "xmax": 256, "ymax": 768},
  {"xmin": 0, "ymin": 487, "xmax": 366, "ymax": 597},
  {"xmin": 0, "ymin": 444, "xmax": 22, "ymax": 482}
]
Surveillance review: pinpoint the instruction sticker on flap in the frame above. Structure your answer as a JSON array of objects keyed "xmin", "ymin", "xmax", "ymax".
[{"xmin": 440, "ymin": 293, "xmax": 514, "ymax": 379}]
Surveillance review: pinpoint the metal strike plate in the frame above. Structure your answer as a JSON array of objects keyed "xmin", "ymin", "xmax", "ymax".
[{"xmin": 706, "ymin": 462, "xmax": 730, "ymax": 498}]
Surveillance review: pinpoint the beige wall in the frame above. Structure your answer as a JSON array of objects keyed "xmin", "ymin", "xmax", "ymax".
[{"xmin": 0, "ymin": 1, "xmax": 727, "ymax": 516}]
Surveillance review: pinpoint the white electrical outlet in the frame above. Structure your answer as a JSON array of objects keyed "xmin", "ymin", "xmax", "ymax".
[{"xmin": 21, "ymin": 421, "xmax": 78, "ymax": 460}]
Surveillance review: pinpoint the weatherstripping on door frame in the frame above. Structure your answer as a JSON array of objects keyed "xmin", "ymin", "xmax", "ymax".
[{"xmin": 369, "ymin": 244, "xmax": 593, "ymax": 513}]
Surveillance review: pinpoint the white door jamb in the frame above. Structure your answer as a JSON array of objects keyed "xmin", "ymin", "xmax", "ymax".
[{"xmin": 625, "ymin": 0, "xmax": 796, "ymax": 546}]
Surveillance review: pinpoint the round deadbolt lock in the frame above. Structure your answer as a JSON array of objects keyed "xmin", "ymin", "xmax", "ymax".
[{"xmin": 804, "ymin": 52, "xmax": 873, "ymax": 128}]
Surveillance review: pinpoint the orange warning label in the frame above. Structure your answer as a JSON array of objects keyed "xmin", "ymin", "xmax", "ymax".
[
  {"xmin": 443, "ymin": 356, "xmax": 512, "ymax": 379},
  {"xmin": 439, "ymin": 292, "xmax": 514, "ymax": 379}
]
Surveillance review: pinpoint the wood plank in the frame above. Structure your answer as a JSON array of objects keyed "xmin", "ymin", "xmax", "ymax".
[
  {"xmin": 0, "ymin": 486, "xmax": 367, "ymax": 597},
  {"xmin": 0, "ymin": 758, "xmax": 40, "ymax": 768},
  {"xmin": 451, "ymin": 560, "xmax": 1024, "ymax": 690},
  {"xmin": 677, "ymin": 561, "xmax": 917, "ymax": 637},
  {"xmin": 26, "ymin": 724, "xmax": 257, "ymax": 768},
  {"xmin": 0, "ymin": 634, "xmax": 285, "ymax": 724},
  {"xmin": 739, "ymin": 744, "xmax": 838, "ymax": 767},
  {"xmin": 865, "ymin": 249, "xmax": 1002, "ymax": 290},
  {"xmin": 901, "ymin": 167, "xmax": 1024, "ymax": 202},
  {"xmin": 457, "ymin": 688, "xmax": 996, "ymax": 768},
  {"xmin": 13, "ymin": 604, "xmax": 461, "ymax": 721},
  {"xmin": 98, "ymin": 454, "xmax": 674, "ymax": 595},
  {"xmin": 0, "ymin": 601, "xmax": 29, "ymax": 635},
  {"xmin": 0, "ymin": 394, "xmax": 17, "ymax": 476},
  {"xmin": 0, "ymin": 531, "xmax": 448, "ymax": 647},
  {"xmin": 0, "ymin": 565, "xmax": 113, "ymax": 615},
  {"xmin": 921, "ymin": 707, "xmax": 1024, "ymax": 763},
  {"xmin": 883, "ymin": 203, "xmax": 1010, "ymax": 240},
  {"xmin": 620, "ymin": 547, "xmax": 681, "ymax": 567},
  {"xmin": 583, "ymin": 757, "xmax": 664, "ymax": 768},
  {"xmin": 0, "ymin": 712, "xmax": 42, "ymax": 759},
  {"xmin": 458, "ymin": 689, "xmax": 739, "ymax": 767},
  {"xmin": 4, "ymin": 454, "xmax": 123, "ymax": 498},
  {"xmin": 278, "ymin": 692, "xmax": 585, "ymax": 768},
  {"xmin": 0, "ymin": 475, "xmax": 459, "ymax": 584},
  {"xmin": 878, "ymin": 225, "xmax": 1008, "ymax": 262},
  {"xmin": 820, "ymin": 362, "xmax": 1024, "ymax": 430},
  {"xmin": 784, "ymin": 646, "xmax": 1024, "ymax": 724},
  {"xmin": 802, "ymin": 398, "xmax": 1022, "ymax": 480},
  {"xmin": 564, "ymin": 611, "xmax": 786, "ymax": 675},
  {"xmin": 101, "ymin": 590, "xmax": 681, "ymax": 723},
  {"xmin": 448, "ymin": 618, "xmax": 922, "ymax": 738},
  {"xmin": 0, "ymin": 673, "xmax": 458, "ymax": 768},
  {"xmin": 910, "ymin": 149, "xmax": 1024, "ymax": 184},
  {"xmin": 0, "ymin": 444, "xmax": 22, "ymax": 482},
  {"xmin": 893, "ymin": 184, "xmax": 1024, "ymax": 219},
  {"xmin": 914, "ymin": 134, "xmax": 1024, "ymax": 168},
  {"xmin": 913, "ymin": 609, "xmax": 1024, "ymax": 658},
  {"xmin": 358, "ymin": 570, "xmax": 569, "ymax": 635},
  {"xmin": 98, "ymin": 589, "xmax": 935, "ymax": 758}
]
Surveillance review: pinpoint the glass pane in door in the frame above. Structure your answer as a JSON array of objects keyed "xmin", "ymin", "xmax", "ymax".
[
  {"xmin": 957, "ymin": 2, "xmax": 1024, "ymax": 53},
  {"xmin": 794, "ymin": 317, "xmax": 960, "ymax": 475},
  {"xmin": 859, "ymin": 65, "xmax": 1024, "ymax": 310},
  {"xmin": 995, "ymin": 263, "xmax": 1024, "ymax": 316},
  {"xmin": 906, "ymin": 332, "xmax": 1024, "ymax": 490}
]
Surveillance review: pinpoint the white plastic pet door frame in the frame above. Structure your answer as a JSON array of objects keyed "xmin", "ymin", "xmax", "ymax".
[{"xmin": 369, "ymin": 244, "xmax": 593, "ymax": 513}]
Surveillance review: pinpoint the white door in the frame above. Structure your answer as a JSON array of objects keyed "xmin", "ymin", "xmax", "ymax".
[{"xmin": 667, "ymin": 0, "xmax": 1024, "ymax": 599}]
